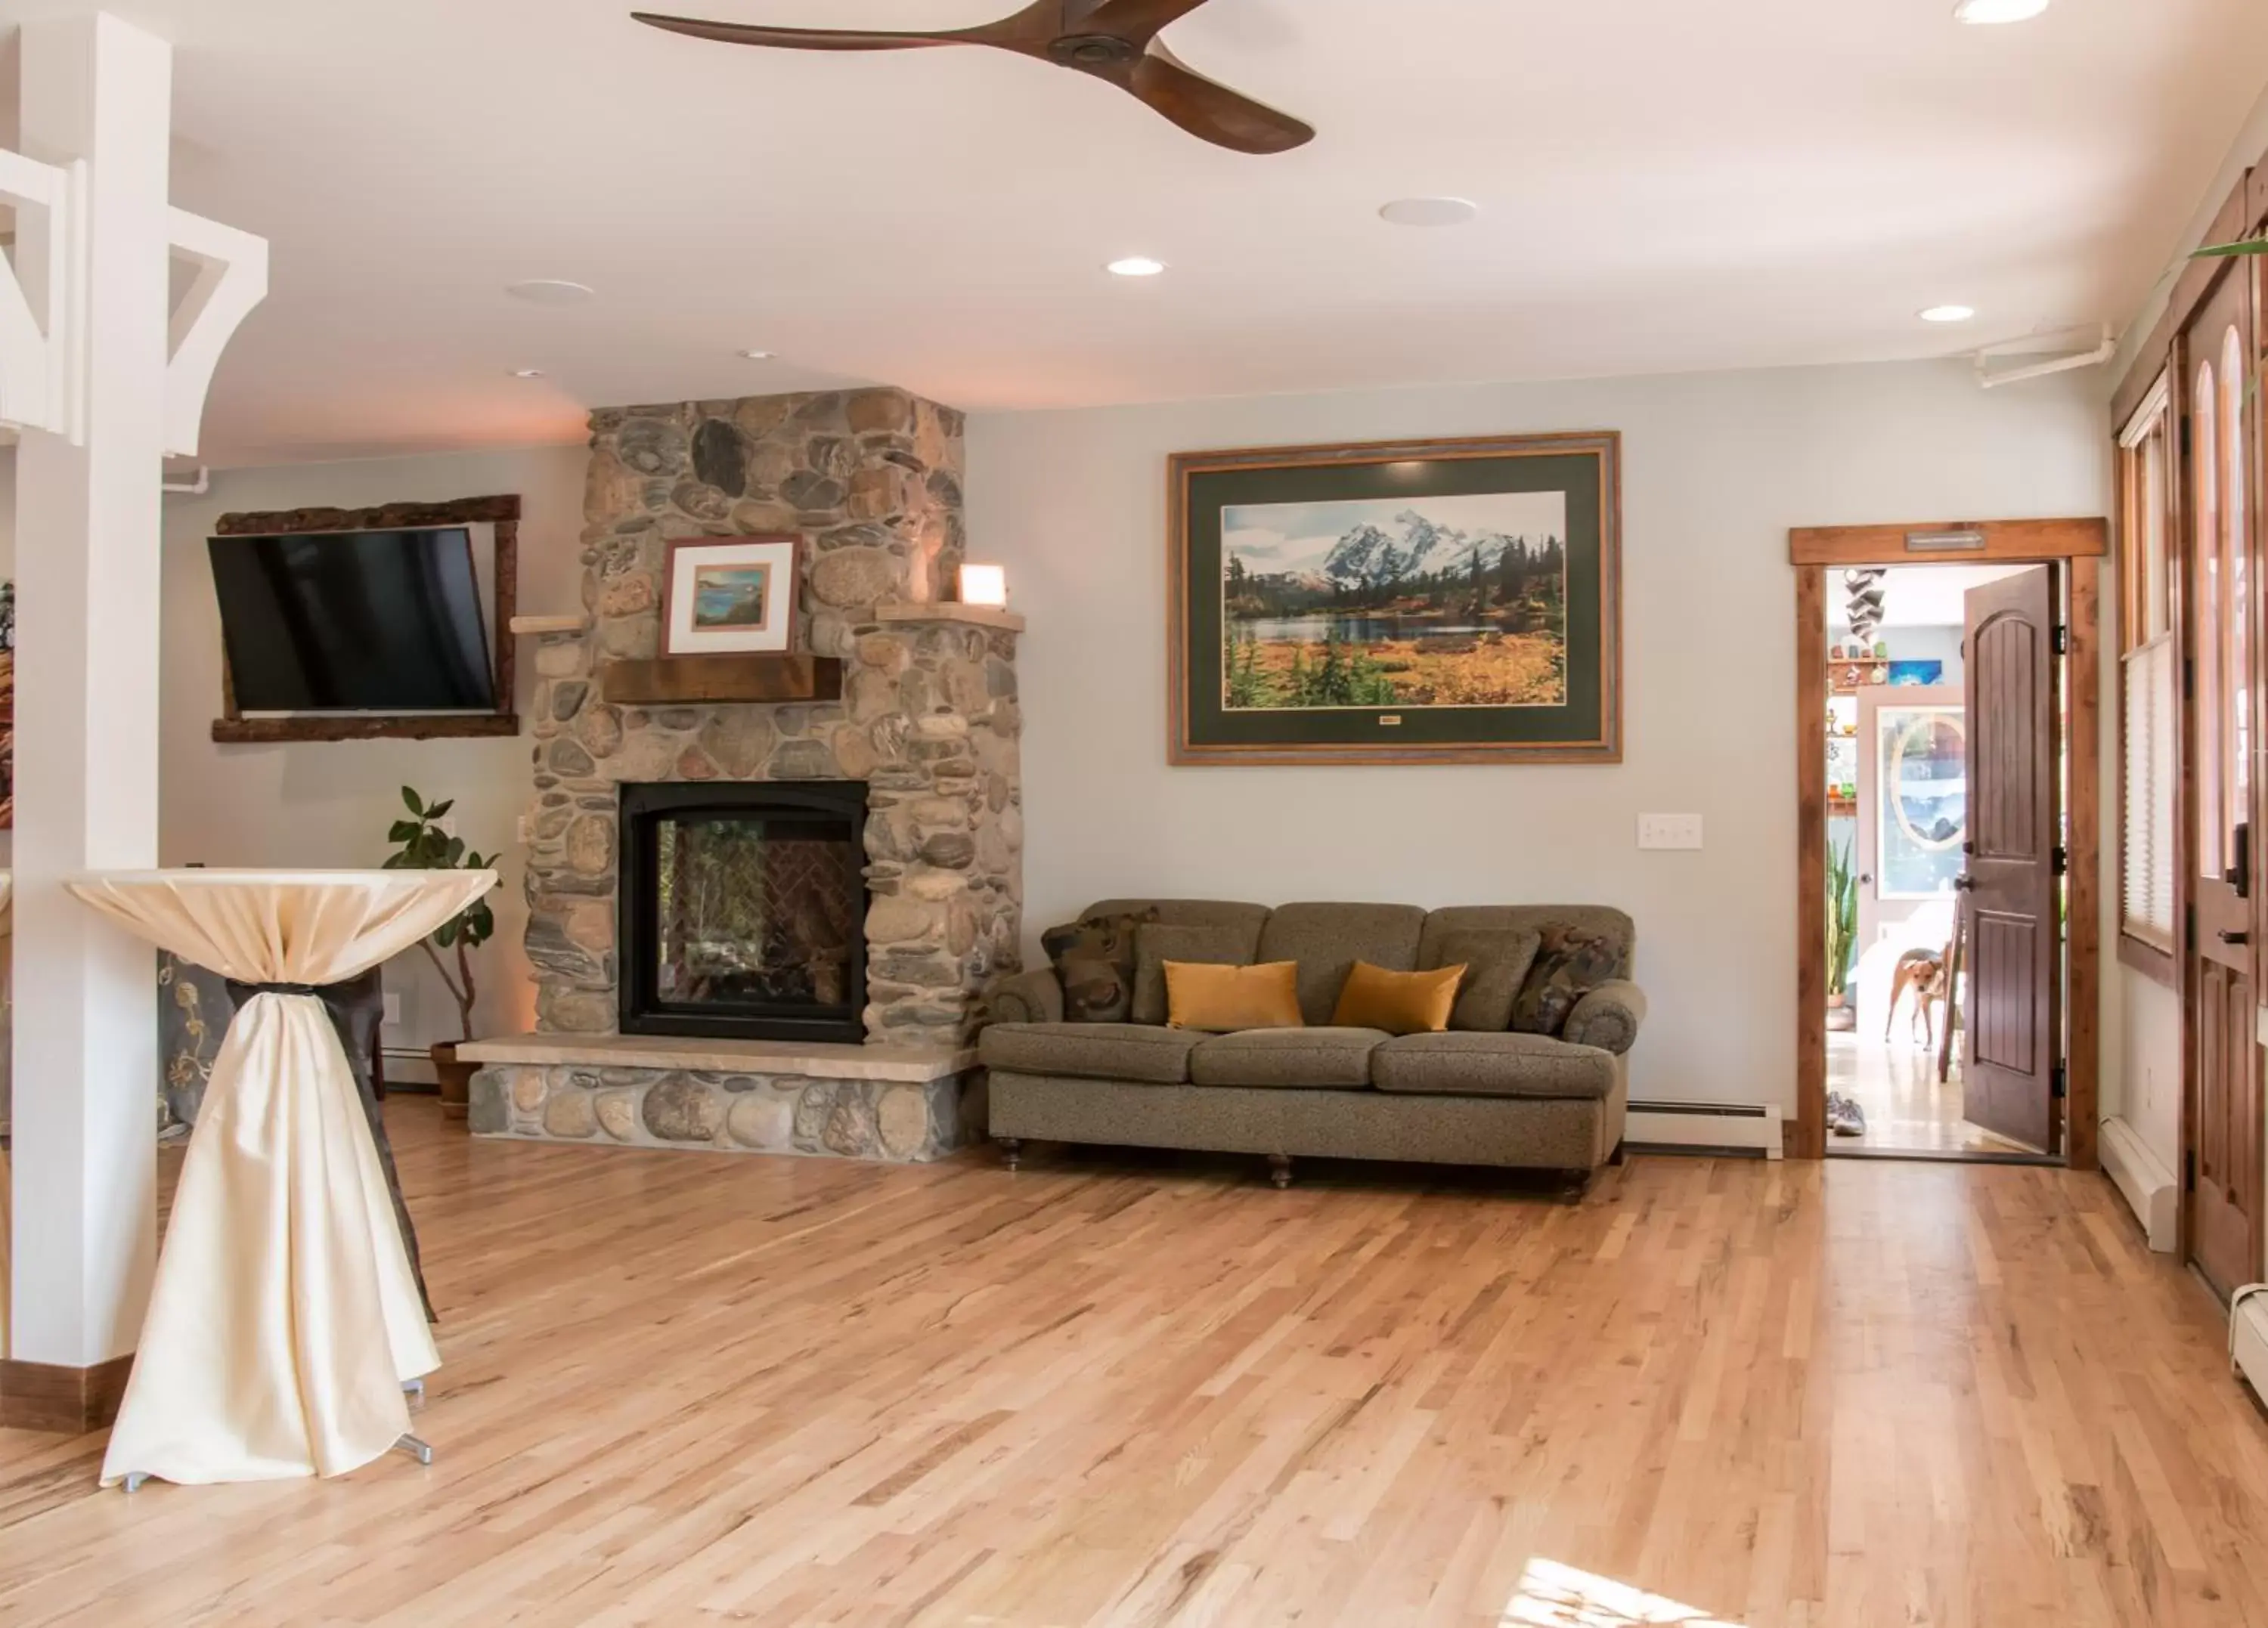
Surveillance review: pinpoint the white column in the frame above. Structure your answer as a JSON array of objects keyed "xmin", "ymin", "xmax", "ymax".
[{"xmin": 8, "ymin": 14, "xmax": 172, "ymax": 1368}]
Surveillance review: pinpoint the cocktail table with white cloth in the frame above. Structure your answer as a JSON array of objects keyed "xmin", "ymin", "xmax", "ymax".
[{"xmin": 64, "ymin": 868, "xmax": 497, "ymax": 1488}]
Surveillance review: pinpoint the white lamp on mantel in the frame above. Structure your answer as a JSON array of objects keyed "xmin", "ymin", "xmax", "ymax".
[{"xmin": 957, "ymin": 563, "xmax": 1009, "ymax": 608}]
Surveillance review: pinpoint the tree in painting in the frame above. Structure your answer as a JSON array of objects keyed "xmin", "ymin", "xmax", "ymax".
[{"xmin": 1220, "ymin": 493, "xmax": 1569, "ymax": 710}]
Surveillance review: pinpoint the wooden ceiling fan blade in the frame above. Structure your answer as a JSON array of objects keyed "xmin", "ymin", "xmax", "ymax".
[
  {"xmin": 1126, "ymin": 48, "xmax": 1312, "ymax": 155},
  {"xmin": 631, "ymin": 11, "xmax": 964, "ymax": 51}
]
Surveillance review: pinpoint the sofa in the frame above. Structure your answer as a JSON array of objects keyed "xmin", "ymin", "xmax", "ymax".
[{"xmin": 978, "ymin": 899, "xmax": 1644, "ymax": 1187}]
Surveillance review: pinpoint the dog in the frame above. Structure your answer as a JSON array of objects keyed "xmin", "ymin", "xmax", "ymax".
[{"xmin": 1885, "ymin": 947, "xmax": 1947, "ymax": 1047}]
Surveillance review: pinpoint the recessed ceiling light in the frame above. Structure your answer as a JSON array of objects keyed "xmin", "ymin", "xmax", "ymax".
[
  {"xmin": 1379, "ymin": 197, "xmax": 1479, "ymax": 228},
  {"xmin": 510, "ymin": 367, "xmax": 545, "ymax": 379},
  {"xmin": 503, "ymin": 279, "xmax": 595, "ymax": 305},
  {"xmin": 1919, "ymin": 305, "xmax": 1978, "ymax": 323},
  {"xmin": 1106, "ymin": 256, "xmax": 1167, "ymax": 277},
  {"xmin": 737, "ymin": 348, "xmax": 776, "ymax": 361},
  {"xmin": 1954, "ymin": 0, "xmax": 2050, "ymax": 23}
]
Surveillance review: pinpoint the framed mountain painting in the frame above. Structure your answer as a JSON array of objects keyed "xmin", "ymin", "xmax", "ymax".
[{"xmin": 1169, "ymin": 432, "xmax": 1622, "ymax": 764}]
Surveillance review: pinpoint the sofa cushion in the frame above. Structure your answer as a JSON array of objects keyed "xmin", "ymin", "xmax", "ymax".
[
  {"xmin": 1510, "ymin": 924, "xmax": 1625, "ymax": 1036},
  {"xmin": 1420, "ymin": 906, "xmax": 1634, "ymax": 981},
  {"xmin": 1085, "ymin": 899, "xmax": 1270, "ymax": 959},
  {"xmin": 1425, "ymin": 928, "xmax": 1541, "ymax": 1032},
  {"xmin": 980, "ymin": 1022, "xmax": 1203, "ymax": 1085},
  {"xmin": 1132, "ymin": 923, "xmax": 1253, "ymax": 1025},
  {"xmin": 1191, "ymin": 1027, "xmax": 1390, "ymax": 1089},
  {"xmin": 1256, "ymin": 902, "xmax": 1427, "ymax": 1025},
  {"xmin": 1371, "ymin": 1032, "xmax": 1618, "ymax": 1100}
]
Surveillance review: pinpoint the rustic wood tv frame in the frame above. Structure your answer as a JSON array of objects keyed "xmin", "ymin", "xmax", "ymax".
[{"xmin": 210, "ymin": 494, "xmax": 521, "ymax": 743}]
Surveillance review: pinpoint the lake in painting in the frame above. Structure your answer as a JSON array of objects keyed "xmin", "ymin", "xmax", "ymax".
[
  {"xmin": 692, "ymin": 565, "xmax": 770, "ymax": 630},
  {"xmin": 1221, "ymin": 491, "xmax": 1568, "ymax": 709}
]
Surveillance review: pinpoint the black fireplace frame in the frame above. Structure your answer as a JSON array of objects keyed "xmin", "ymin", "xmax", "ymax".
[{"xmin": 617, "ymin": 780, "xmax": 870, "ymax": 1044}]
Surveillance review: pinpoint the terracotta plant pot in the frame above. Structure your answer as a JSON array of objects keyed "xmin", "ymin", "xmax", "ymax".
[{"xmin": 430, "ymin": 1040, "xmax": 477, "ymax": 1122}]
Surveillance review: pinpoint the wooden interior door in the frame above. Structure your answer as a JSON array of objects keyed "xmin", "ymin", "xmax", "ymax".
[
  {"xmin": 1960, "ymin": 566, "xmax": 2059, "ymax": 1153},
  {"xmin": 2183, "ymin": 258, "xmax": 2262, "ymax": 1302}
]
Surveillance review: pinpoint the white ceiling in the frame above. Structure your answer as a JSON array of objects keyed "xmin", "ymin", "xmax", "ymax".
[
  {"xmin": 1827, "ymin": 562, "xmax": 2034, "ymax": 630},
  {"xmin": 6, "ymin": 0, "xmax": 2268, "ymax": 464}
]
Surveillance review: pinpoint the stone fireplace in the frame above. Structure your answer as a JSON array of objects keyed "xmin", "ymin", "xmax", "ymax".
[{"xmin": 463, "ymin": 386, "xmax": 1022, "ymax": 1163}]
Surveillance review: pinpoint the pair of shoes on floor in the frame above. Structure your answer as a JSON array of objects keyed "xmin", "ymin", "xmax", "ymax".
[{"xmin": 1826, "ymin": 1091, "xmax": 1867, "ymax": 1137}]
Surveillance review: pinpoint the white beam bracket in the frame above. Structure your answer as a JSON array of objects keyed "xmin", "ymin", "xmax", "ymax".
[
  {"xmin": 165, "ymin": 208, "xmax": 268, "ymax": 458},
  {"xmin": 0, "ymin": 147, "xmax": 88, "ymax": 443}
]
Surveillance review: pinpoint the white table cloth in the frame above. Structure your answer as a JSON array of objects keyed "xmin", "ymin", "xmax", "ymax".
[{"xmin": 65, "ymin": 868, "xmax": 497, "ymax": 1487}]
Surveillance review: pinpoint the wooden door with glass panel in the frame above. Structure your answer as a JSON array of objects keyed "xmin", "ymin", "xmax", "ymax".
[{"xmin": 2182, "ymin": 260, "xmax": 2262, "ymax": 1303}]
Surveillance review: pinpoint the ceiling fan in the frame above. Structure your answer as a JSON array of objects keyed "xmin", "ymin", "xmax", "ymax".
[{"xmin": 631, "ymin": 0, "xmax": 1314, "ymax": 156}]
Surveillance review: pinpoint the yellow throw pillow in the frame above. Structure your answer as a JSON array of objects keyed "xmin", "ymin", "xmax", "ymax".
[
  {"xmin": 1165, "ymin": 960, "xmax": 1304, "ymax": 1033},
  {"xmin": 1331, "ymin": 961, "xmax": 1466, "ymax": 1035}
]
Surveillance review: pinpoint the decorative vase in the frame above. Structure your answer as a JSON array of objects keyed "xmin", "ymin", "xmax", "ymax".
[{"xmin": 430, "ymin": 1039, "xmax": 476, "ymax": 1122}]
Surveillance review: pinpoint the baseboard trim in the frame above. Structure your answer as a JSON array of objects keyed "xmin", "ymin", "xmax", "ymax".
[
  {"xmin": 2099, "ymin": 1116, "xmax": 2178, "ymax": 1253},
  {"xmin": 0, "ymin": 1354, "xmax": 134, "ymax": 1434},
  {"xmin": 1625, "ymin": 1099, "xmax": 1785, "ymax": 1161}
]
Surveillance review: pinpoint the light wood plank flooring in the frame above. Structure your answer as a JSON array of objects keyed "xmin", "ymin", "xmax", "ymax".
[{"xmin": 2, "ymin": 1099, "xmax": 2265, "ymax": 1626}]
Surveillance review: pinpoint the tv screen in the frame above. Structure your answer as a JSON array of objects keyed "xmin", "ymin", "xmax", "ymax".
[{"xmin": 208, "ymin": 527, "xmax": 497, "ymax": 713}]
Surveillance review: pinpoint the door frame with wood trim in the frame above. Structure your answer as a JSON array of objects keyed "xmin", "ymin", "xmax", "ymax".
[{"xmin": 1791, "ymin": 518, "xmax": 2108, "ymax": 1163}]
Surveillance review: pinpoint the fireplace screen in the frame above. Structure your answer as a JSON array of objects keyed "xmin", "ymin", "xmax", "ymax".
[{"xmin": 619, "ymin": 782, "xmax": 868, "ymax": 1042}]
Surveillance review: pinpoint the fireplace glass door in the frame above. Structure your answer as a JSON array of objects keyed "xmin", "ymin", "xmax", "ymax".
[{"xmin": 620, "ymin": 782, "xmax": 869, "ymax": 1042}]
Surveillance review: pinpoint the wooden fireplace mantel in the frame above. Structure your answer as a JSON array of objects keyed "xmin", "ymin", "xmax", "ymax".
[{"xmin": 599, "ymin": 654, "xmax": 844, "ymax": 706}]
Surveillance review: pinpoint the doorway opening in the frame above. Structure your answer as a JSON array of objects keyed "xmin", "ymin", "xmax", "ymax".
[
  {"xmin": 1791, "ymin": 521, "xmax": 2106, "ymax": 1165},
  {"xmin": 1822, "ymin": 563, "xmax": 2060, "ymax": 1156}
]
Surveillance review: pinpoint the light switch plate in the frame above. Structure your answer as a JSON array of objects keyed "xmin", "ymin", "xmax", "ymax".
[
  {"xmin": 382, "ymin": 992, "xmax": 403, "ymax": 1028},
  {"xmin": 1637, "ymin": 813, "xmax": 1704, "ymax": 850}
]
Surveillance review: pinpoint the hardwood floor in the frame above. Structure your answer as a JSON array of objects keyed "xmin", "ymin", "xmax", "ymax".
[{"xmin": 2, "ymin": 1100, "xmax": 2265, "ymax": 1626}]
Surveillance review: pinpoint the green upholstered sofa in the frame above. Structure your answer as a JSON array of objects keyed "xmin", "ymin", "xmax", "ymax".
[{"xmin": 977, "ymin": 899, "xmax": 1644, "ymax": 1187}]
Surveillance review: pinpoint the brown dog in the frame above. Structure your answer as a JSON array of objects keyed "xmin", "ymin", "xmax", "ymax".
[{"xmin": 1885, "ymin": 948, "xmax": 1947, "ymax": 1045}]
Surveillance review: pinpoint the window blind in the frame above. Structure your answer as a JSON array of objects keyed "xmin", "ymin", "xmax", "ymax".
[{"xmin": 2121, "ymin": 633, "xmax": 2177, "ymax": 946}]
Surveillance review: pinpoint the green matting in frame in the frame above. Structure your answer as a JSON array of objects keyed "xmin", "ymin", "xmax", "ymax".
[{"xmin": 1170, "ymin": 432, "xmax": 1622, "ymax": 764}]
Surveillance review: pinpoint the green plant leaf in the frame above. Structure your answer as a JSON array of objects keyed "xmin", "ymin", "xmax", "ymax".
[
  {"xmin": 435, "ymin": 918, "xmax": 458, "ymax": 947},
  {"xmin": 444, "ymin": 834, "xmax": 466, "ymax": 866},
  {"xmin": 426, "ymin": 799, "xmax": 454, "ymax": 819},
  {"xmin": 401, "ymin": 786, "xmax": 423, "ymax": 814},
  {"xmin": 2192, "ymin": 237, "xmax": 2268, "ymax": 259},
  {"xmin": 387, "ymin": 820, "xmax": 420, "ymax": 843}
]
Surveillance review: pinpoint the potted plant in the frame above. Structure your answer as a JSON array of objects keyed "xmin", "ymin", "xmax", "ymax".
[
  {"xmin": 1826, "ymin": 837, "xmax": 1859, "ymax": 1012},
  {"xmin": 385, "ymin": 786, "xmax": 496, "ymax": 1120}
]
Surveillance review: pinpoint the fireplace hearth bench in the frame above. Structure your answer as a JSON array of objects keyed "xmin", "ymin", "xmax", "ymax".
[{"xmin": 978, "ymin": 900, "xmax": 1642, "ymax": 1188}]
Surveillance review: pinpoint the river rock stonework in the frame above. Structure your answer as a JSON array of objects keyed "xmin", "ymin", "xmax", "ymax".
[
  {"xmin": 489, "ymin": 387, "xmax": 1016, "ymax": 1163},
  {"xmin": 468, "ymin": 1065, "xmax": 966, "ymax": 1162}
]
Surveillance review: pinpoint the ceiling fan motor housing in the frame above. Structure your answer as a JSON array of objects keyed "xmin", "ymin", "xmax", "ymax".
[{"xmin": 1050, "ymin": 32, "xmax": 1142, "ymax": 69}]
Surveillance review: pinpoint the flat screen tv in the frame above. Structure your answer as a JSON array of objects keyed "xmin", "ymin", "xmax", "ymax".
[{"xmin": 208, "ymin": 527, "xmax": 497, "ymax": 712}]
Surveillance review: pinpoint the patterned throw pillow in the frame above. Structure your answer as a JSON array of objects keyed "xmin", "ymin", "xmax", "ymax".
[
  {"xmin": 1041, "ymin": 909, "xmax": 1158, "ymax": 1023},
  {"xmin": 1510, "ymin": 924, "xmax": 1622, "ymax": 1036}
]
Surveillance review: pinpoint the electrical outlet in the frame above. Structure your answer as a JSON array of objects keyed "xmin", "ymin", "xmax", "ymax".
[
  {"xmin": 382, "ymin": 992, "xmax": 403, "ymax": 1028},
  {"xmin": 516, "ymin": 812, "xmax": 533, "ymax": 846},
  {"xmin": 1637, "ymin": 813, "xmax": 1704, "ymax": 850}
]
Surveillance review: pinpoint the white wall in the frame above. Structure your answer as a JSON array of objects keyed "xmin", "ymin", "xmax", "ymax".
[
  {"xmin": 968, "ymin": 360, "xmax": 2112, "ymax": 1111},
  {"xmin": 153, "ymin": 447, "xmax": 586, "ymax": 1048}
]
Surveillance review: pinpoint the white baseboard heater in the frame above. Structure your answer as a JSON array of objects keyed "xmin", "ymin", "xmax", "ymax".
[
  {"xmin": 1625, "ymin": 1100, "xmax": 1783, "ymax": 1160},
  {"xmin": 2099, "ymin": 1116, "xmax": 2178, "ymax": 1253},
  {"xmin": 2232, "ymin": 1286, "xmax": 2268, "ymax": 1413}
]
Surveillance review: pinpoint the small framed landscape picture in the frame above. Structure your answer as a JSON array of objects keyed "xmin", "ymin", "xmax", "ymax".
[
  {"xmin": 662, "ymin": 535, "xmax": 801, "ymax": 657},
  {"xmin": 1170, "ymin": 432, "xmax": 1622, "ymax": 764}
]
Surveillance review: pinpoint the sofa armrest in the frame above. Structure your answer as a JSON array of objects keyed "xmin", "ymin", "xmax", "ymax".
[
  {"xmin": 984, "ymin": 967, "xmax": 1064, "ymax": 1027},
  {"xmin": 1563, "ymin": 980, "xmax": 1646, "ymax": 1055}
]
